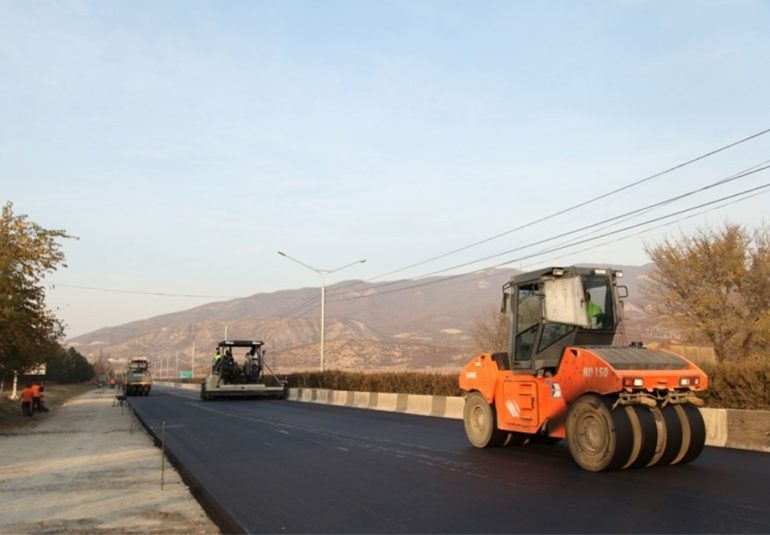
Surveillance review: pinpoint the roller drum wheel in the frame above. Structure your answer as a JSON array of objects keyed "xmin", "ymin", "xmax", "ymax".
[
  {"xmin": 623, "ymin": 405, "xmax": 659, "ymax": 469},
  {"xmin": 645, "ymin": 407, "xmax": 668, "ymax": 467},
  {"xmin": 656, "ymin": 405, "xmax": 684, "ymax": 466},
  {"xmin": 673, "ymin": 404, "xmax": 706, "ymax": 465},
  {"xmin": 463, "ymin": 392, "xmax": 509, "ymax": 448},
  {"xmin": 567, "ymin": 394, "xmax": 634, "ymax": 472}
]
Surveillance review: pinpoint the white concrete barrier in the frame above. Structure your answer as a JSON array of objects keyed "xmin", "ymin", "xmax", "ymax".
[
  {"xmin": 701, "ymin": 407, "xmax": 728, "ymax": 447},
  {"xmin": 287, "ymin": 388, "xmax": 461, "ymax": 419}
]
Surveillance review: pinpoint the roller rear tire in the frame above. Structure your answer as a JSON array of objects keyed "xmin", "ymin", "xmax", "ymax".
[
  {"xmin": 463, "ymin": 392, "xmax": 509, "ymax": 448},
  {"xmin": 567, "ymin": 394, "xmax": 634, "ymax": 472}
]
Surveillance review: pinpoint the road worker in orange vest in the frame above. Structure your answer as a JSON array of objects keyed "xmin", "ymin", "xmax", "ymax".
[{"xmin": 20, "ymin": 384, "xmax": 34, "ymax": 417}]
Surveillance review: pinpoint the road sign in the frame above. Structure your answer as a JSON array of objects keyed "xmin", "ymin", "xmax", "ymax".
[{"xmin": 179, "ymin": 370, "xmax": 193, "ymax": 379}]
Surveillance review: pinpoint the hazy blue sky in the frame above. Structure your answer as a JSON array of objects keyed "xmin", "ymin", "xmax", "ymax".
[{"xmin": 3, "ymin": 0, "xmax": 769, "ymax": 337}]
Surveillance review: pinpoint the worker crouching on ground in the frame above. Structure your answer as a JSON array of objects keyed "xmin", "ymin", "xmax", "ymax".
[
  {"xmin": 20, "ymin": 384, "xmax": 34, "ymax": 417},
  {"xmin": 32, "ymin": 383, "xmax": 49, "ymax": 412}
]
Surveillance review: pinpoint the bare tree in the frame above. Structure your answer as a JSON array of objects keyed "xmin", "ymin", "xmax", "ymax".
[
  {"xmin": 471, "ymin": 305, "xmax": 509, "ymax": 354},
  {"xmin": 643, "ymin": 223, "xmax": 770, "ymax": 362}
]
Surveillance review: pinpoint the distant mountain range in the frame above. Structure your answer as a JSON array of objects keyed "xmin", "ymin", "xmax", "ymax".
[{"xmin": 68, "ymin": 264, "xmax": 677, "ymax": 373}]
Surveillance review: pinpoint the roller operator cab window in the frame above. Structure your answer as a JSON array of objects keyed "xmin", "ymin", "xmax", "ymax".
[
  {"xmin": 514, "ymin": 285, "xmax": 541, "ymax": 361},
  {"xmin": 539, "ymin": 322, "xmax": 574, "ymax": 351},
  {"xmin": 583, "ymin": 275, "xmax": 613, "ymax": 330}
]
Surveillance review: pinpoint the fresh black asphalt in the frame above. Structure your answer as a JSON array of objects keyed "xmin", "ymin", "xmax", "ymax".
[{"xmin": 130, "ymin": 385, "xmax": 770, "ymax": 534}]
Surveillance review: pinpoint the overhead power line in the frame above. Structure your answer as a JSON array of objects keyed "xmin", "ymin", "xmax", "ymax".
[
  {"xmin": 52, "ymin": 127, "xmax": 770, "ymax": 317},
  {"xmin": 272, "ymin": 156, "xmax": 770, "ymax": 318},
  {"xmin": 51, "ymin": 283, "xmax": 238, "ymax": 300},
  {"xmin": 329, "ymin": 161, "xmax": 770, "ymax": 299},
  {"xmin": 272, "ymin": 130, "xmax": 770, "ymax": 318},
  {"xmin": 323, "ymin": 180, "xmax": 770, "ymax": 303},
  {"xmin": 518, "ymin": 185, "xmax": 770, "ymax": 272},
  {"xmin": 367, "ymin": 127, "xmax": 770, "ymax": 282}
]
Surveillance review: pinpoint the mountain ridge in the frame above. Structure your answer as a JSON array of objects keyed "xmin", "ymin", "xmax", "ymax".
[{"xmin": 68, "ymin": 264, "xmax": 666, "ymax": 373}]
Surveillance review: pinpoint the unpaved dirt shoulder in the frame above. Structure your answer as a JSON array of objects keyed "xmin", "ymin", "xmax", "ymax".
[{"xmin": 0, "ymin": 388, "xmax": 219, "ymax": 534}]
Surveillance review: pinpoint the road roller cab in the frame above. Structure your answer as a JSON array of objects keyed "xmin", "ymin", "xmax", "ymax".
[{"xmin": 459, "ymin": 266, "xmax": 708, "ymax": 471}]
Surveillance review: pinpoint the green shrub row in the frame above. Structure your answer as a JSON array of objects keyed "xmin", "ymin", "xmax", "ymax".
[
  {"xmin": 285, "ymin": 361, "xmax": 770, "ymax": 410},
  {"xmin": 285, "ymin": 370, "xmax": 461, "ymax": 397}
]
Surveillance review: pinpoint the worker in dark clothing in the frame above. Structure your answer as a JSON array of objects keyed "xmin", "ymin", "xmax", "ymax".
[
  {"xmin": 36, "ymin": 384, "xmax": 49, "ymax": 412},
  {"xmin": 244, "ymin": 348, "xmax": 261, "ymax": 381},
  {"xmin": 31, "ymin": 383, "xmax": 42, "ymax": 412}
]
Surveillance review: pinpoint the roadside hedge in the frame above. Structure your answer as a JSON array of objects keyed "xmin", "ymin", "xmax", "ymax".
[
  {"xmin": 285, "ymin": 360, "xmax": 770, "ymax": 410},
  {"xmin": 286, "ymin": 371, "xmax": 461, "ymax": 397},
  {"xmin": 699, "ymin": 361, "xmax": 770, "ymax": 410}
]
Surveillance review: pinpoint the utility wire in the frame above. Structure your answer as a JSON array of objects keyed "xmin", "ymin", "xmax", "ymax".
[
  {"xmin": 366, "ymin": 127, "xmax": 770, "ymax": 282},
  {"xmin": 51, "ymin": 283, "xmax": 238, "ymax": 299},
  {"xmin": 331, "ymin": 161, "xmax": 770, "ymax": 297},
  {"xmin": 324, "ymin": 181, "xmax": 770, "ymax": 302},
  {"xmin": 276, "ymin": 159, "xmax": 770, "ymax": 318},
  {"xmin": 573, "ymin": 159, "xmax": 770, "ymax": 240},
  {"xmin": 51, "ymin": 129, "xmax": 770, "ymax": 312},
  {"xmin": 518, "ymin": 186, "xmax": 770, "ymax": 271},
  {"xmin": 244, "ymin": 158, "xmax": 770, "ymax": 322},
  {"xmin": 290, "ymin": 137, "xmax": 770, "ymax": 313}
]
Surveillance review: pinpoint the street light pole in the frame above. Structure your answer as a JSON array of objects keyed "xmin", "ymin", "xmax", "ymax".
[{"xmin": 278, "ymin": 251, "xmax": 366, "ymax": 373}]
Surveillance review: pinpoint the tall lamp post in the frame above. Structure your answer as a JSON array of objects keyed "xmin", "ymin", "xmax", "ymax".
[{"xmin": 278, "ymin": 251, "xmax": 366, "ymax": 373}]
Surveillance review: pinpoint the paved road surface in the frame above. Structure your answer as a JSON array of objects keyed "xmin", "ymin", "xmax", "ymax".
[{"xmin": 131, "ymin": 385, "xmax": 770, "ymax": 534}]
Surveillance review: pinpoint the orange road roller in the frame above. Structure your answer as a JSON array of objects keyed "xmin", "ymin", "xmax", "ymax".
[{"xmin": 459, "ymin": 266, "xmax": 708, "ymax": 471}]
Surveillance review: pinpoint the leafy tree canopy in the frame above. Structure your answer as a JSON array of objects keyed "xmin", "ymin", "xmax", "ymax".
[
  {"xmin": 0, "ymin": 201, "xmax": 75, "ymax": 378},
  {"xmin": 644, "ymin": 222, "xmax": 770, "ymax": 363},
  {"xmin": 46, "ymin": 346, "xmax": 95, "ymax": 383}
]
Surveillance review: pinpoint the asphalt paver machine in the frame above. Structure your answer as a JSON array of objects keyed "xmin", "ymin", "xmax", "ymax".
[{"xmin": 201, "ymin": 340, "xmax": 288, "ymax": 400}]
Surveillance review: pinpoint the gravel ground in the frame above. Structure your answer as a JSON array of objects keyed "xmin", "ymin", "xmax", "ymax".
[{"xmin": 0, "ymin": 388, "xmax": 219, "ymax": 534}]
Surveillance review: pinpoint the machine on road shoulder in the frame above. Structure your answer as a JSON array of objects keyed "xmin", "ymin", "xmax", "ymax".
[
  {"xmin": 459, "ymin": 266, "xmax": 708, "ymax": 472},
  {"xmin": 125, "ymin": 357, "xmax": 152, "ymax": 396},
  {"xmin": 201, "ymin": 340, "xmax": 287, "ymax": 401}
]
